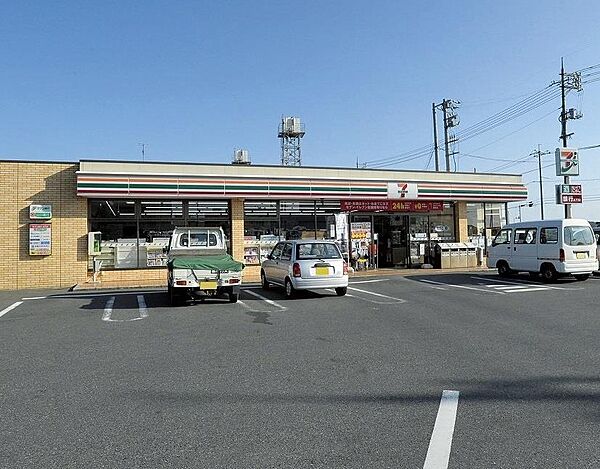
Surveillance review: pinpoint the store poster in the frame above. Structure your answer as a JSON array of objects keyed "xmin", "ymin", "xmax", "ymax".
[
  {"xmin": 350, "ymin": 222, "xmax": 371, "ymax": 259},
  {"xmin": 29, "ymin": 223, "xmax": 52, "ymax": 255}
]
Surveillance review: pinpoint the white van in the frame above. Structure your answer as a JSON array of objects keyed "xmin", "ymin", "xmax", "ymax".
[{"xmin": 487, "ymin": 218, "xmax": 598, "ymax": 282}]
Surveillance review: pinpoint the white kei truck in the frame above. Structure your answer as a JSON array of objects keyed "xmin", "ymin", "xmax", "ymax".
[{"xmin": 166, "ymin": 227, "xmax": 244, "ymax": 306}]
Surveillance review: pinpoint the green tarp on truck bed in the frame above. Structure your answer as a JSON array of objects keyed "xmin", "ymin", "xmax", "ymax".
[{"xmin": 168, "ymin": 254, "xmax": 245, "ymax": 272}]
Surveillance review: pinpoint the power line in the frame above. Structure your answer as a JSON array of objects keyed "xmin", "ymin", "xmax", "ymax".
[
  {"xmin": 457, "ymin": 88, "xmax": 561, "ymax": 142},
  {"xmin": 464, "ymin": 106, "xmax": 560, "ymax": 155}
]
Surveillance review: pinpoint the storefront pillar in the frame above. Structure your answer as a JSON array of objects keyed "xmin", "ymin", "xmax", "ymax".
[
  {"xmin": 230, "ymin": 198, "xmax": 245, "ymax": 262},
  {"xmin": 454, "ymin": 201, "xmax": 469, "ymax": 242}
]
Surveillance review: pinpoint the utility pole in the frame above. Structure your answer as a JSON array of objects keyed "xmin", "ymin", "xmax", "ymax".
[
  {"xmin": 558, "ymin": 58, "xmax": 583, "ymax": 218},
  {"xmin": 432, "ymin": 103, "xmax": 440, "ymax": 171},
  {"xmin": 560, "ymin": 58, "xmax": 571, "ymax": 219},
  {"xmin": 442, "ymin": 100, "xmax": 451, "ymax": 172},
  {"xmin": 435, "ymin": 99, "xmax": 460, "ymax": 172},
  {"xmin": 530, "ymin": 144, "xmax": 551, "ymax": 220}
]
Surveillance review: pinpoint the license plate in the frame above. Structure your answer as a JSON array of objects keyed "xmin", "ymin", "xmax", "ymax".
[
  {"xmin": 576, "ymin": 252, "xmax": 588, "ymax": 259},
  {"xmin": 316, "ymin": 267, "xmax": 329, "ymax": 276},
  {"xmin": 200, "ymin": 281, "xmax": 218, "ymax": 290}
]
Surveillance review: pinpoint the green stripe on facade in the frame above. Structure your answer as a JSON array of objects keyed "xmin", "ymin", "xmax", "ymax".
[
  {"xmin": 78, "ymin": 182, "xmax": 129, "ymax": 189},
  {"xmin": 420, "ymin": 189, "xmax": 527, "ymax": 196}
]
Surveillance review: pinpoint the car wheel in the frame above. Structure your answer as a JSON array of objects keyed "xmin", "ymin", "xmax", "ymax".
[
  {"xmin": 285, "ymin": 278, "xmax": 295, "ymax": 299},
  {"xmin": 574, "ymin": 274, "xmax": 590, "ymax": 281},
  {"xmin": 541, "ymin": 264, "xmax": 558, "ymax": 283},
  {"xmin": 169, "ymin": 286, "xmax": 181, "ymax": 306},
  {"xmin": 497, "ymin": 261, "xmax": 511, "ymax": 277},
  {"xmin": 228, "ymin": 292, "xmax": 239, "ymax": 303},
  {"xmin": 335, "ymin": 287, "xmax": 347, "ymax": 296},
  {"xmin": 261, "ymin": 271, "xmax": 269, "ymax": 290}
]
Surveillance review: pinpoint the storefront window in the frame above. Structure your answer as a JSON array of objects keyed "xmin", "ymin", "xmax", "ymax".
[
  {"xmin": 242, "ymin": 200, "xmax": 340, "ymax": 265},
  {"xmin": 90, "ymin": 200, "xmax": 135, "ymax": 219},
  {"xmin": 485, "ymin": 203, "xmax": 507, "ymax": 237},
  {"xmin": 187, "ymin": 201, "xmax": 231, "ymax": 248},
  {"xmin": 467, "ymin": 203, "xmax": 485, "ymax": 249},
  {"xmin": 280, "ymin": 200, "xmax": 318, "ymax": 240},
  {"xmin": 428, "ymin": 204, "xmax": 455, "ymax": 242},
  {"xmin": 89, "ymin": 199, "xmax": 231, "ymax": 270},
  {"xmin": 244, "ymin": 201, "xmax": 279, "ymax": 238}
]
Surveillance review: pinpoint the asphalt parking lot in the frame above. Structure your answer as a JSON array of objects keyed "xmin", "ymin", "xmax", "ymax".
[{"xmin": 1, "ymin": 272, "xmax": 600, "ymax": 468}]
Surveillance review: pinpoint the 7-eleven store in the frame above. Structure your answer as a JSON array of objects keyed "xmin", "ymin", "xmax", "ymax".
[{"xmin": 0, "ymin": 159, "xmax": 527, "ymax": 290}]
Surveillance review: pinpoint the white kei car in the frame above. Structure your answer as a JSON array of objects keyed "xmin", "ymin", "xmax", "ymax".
[{"xmin": 260, "ymin": 240, "xmax": 349, "ymax": 298}]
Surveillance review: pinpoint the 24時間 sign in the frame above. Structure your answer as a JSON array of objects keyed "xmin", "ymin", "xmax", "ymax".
[{"xmin": 340, "ymin": 200, "xmax": 444, "ymax": 212}]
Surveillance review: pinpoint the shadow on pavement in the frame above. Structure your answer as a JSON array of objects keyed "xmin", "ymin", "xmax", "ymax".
[{"xmin": 116, "ymin": 375, "xmax": 600, "ymax": 413}]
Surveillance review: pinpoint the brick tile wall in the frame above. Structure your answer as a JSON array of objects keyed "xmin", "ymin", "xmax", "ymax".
[{"xmin": 0, "ymin": 162, "xmax": 88, "ymax": 290}]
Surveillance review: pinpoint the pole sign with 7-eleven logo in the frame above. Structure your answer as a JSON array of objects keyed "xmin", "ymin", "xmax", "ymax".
[{"xmin": 555, "ymin": 148, "xmax": 579, "ymax": 176}]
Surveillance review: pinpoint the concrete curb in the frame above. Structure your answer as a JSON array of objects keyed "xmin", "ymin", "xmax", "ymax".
[{"xmin": 72, "ymin": 267, "xmax": 495, "ymax": 291}]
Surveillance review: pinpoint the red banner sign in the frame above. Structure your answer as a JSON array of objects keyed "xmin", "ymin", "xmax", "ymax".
[
  {"xmin": 340, "ymin": 200, "xmax": 444, "ymax": 212},
  {"xmin": 560, "ymin": 194, "xmax": 582, "ymax": 204}
]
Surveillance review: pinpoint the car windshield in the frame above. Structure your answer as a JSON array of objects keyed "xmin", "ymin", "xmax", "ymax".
[
  {"xmin": 564, "ymin": 226, "xmax": 595, "ymax": 246},
  {"xmin": 296, "ymin": 243, "xmax": 341, "ymax": 259}
]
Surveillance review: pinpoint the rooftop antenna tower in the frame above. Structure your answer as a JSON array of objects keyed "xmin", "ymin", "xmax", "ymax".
[{"xmin": 278, "ymin": 116, "xmax": 305, "ymax": 166}]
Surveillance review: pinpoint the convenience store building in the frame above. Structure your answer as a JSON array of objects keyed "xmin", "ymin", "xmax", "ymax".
[{"xmin": 0, "ymin": 159, "xmax": 527, "ymax": 290}]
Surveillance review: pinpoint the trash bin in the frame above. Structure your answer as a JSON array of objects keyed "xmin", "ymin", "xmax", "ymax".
[
  {"xmin": 457, "ymin": 243, "xmax": 469, "ymax": 268},
  {"xmin": 435, "ymin": 243, "xmax": 452, "ymax": 269},
  {"xmin": 465, "ymin": 243, "xmax": 478, "ymax": 267},
  {"xmin": 448, "ymin": 243, "xmax": 462, "ymax": 268}
]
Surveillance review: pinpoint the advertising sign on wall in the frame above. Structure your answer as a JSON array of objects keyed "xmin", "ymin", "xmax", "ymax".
[
  {"xmin": 29, "ymin": 223, "xmax": 52, "ymax": 255},
  {"xmin": 387, "ymin": 182, "xmax": 418, "ymax": 199},
  {"xmin": 340, "ymin": 200, "xmax": 443, "ymax": 212},
  {"xmin": 29, "ymin": 204, "xmax": 52, "ymax": 220}
]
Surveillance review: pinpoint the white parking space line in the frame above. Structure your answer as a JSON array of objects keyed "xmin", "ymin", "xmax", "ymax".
[
  {"xmin": 423, "ymin": 390, "xmax": 460, "ymax": 469},
  {"xmin": 137, "ymin": 295, "xmax": 148, "ymax": 318},
  {"xmin": 482, "ymin": 284, "xmax": 552, "ymax": 293},
  {"xmin": 500, "ymin": 287, "xmax": 550, "ymax": 293},
  {"xmin": 470, "ymin": 276, "xmax": 581, "ymax": 291},
  {"xmin": 0, "ymin": 301, "xmax": 24, "ymax": 319},
  {"xmin": 243, "ymin": 289, "xmax": 287, "ymax": 310},
  {"xmin": 419, "ymin": 278, "xmax": 505, "ymax": 295},
  {"xmin": 21, "ymin": 296, "xmax": 48, "ymax": 300},
  {"xmin": 102, "ymin": 296, "xmax": 147, "ymax": 323},
  {"xmin": 102, "ymin": 297, "xmax": 115, "ymax": 322},
  {"xmin": 349, "ymin": 279, "xmax": 389, "ymax": 284},
  {"xmin": 346, "ymin": 286, "xmax": 406, "ymax": 304}
]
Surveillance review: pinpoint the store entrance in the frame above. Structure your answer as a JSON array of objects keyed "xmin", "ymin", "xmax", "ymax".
[
  {"xmin": 373, "ymin": 214, "xmax": 409, "ymax": 268},
  {"xmin": 373, "ymin": 214, "xmax": 444, "ymax": 268},
  {"xmin": 351, "ymin": 208, "xmax": 455, "ymax": 269}
]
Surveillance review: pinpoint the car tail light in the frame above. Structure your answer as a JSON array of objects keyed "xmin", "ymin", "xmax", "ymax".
[
  {"xmin": 176, "ymin": 280, "xmax": 187, "ymax": 286},
  {"xmin": 229, "ymin": 278, "xmax": 240, "ymax": 284},
  {"xmin": 292, "ymin": 262, "xmax": 302, "ymax": 277},
  {"xmin": 343, "ymin": 262, "xmax": 348, "ymax": 275},
  {"xmin": 559, "ymin": 248, "xmax": 565, "ymax": 262}
]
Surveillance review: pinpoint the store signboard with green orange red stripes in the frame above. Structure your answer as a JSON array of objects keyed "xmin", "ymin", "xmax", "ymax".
[{"xmin": 76, "ymin": 174, "xmax": 528, "ymax": 201}]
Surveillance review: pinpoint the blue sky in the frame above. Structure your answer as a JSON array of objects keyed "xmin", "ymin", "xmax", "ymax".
[{"xmin": 2, "ymin": 0, "xmax": 600, "ymax": 220}]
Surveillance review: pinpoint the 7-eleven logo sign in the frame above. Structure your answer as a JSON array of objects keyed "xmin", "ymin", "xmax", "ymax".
[
  {"xmin": 387, "ymin": 182, "xmax": 418, "ymax": 199},
  {"xmin": 555, "ymin": 148, "xmax": 579, "ymax": 176}
]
